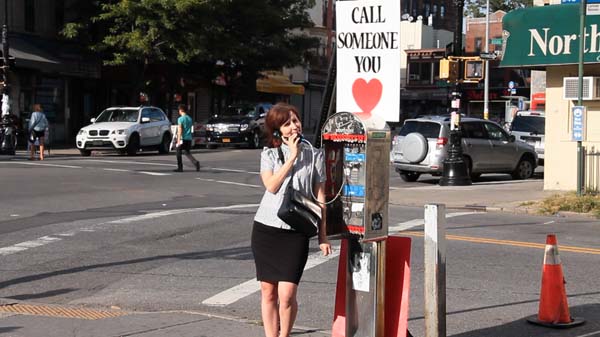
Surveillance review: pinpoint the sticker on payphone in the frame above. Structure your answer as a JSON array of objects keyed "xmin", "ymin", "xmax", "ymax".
[
  {"xmin": 344, "ymin": 185, "xmax": 365, "ymax": 197},
  {"xmin": 351, "ymin": 252, "xmax": 370, "ymax": 292},
  {"xmin": 344, "ymin": 152, "xmax": 365, "ymax": 162}
]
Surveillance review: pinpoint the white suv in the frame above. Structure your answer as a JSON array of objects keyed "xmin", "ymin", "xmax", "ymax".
[
  {"xmin": 76, "ymin": 106, "xmax": 172, "ymax": 156},
  {"xmin": 510, "ymin": 111, "xmax": 545, "ymax": 165}
]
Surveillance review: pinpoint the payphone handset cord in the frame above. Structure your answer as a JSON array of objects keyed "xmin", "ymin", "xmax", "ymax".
[{"xmin": 302, "ymin": 138, "xmax": 346, "ymax": 206}]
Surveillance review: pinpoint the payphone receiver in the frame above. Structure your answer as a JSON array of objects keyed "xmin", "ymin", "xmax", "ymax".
[{"xmin": 321, "ymin": 112, "xmax": 390, "ymax": 242}]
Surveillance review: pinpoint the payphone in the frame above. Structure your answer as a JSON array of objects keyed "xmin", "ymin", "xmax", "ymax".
[
  {"xmin": 322, "ymin": 111, "xmax": 390, "ymax": 240},
  {"xmin": 322, "ymin": 111, "xmax": 391, "ymax": 337}
]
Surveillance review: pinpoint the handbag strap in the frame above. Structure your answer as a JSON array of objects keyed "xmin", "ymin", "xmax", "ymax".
[{"xmin": 277, "ymin": 146, "xmax": 296, "ymax": 185}]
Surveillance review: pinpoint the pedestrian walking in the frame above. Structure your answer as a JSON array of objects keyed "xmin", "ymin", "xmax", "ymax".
[
  {"xmin": 28, "ymin": 104, "xmax": 48, "ymax": 161},
  {"xmin": 251, "ymin": 102, "xmax": 332, "ymax": 337},
  {"xmin": 173, "ymin": 104, "xmax": 200, "ymax": 172}
]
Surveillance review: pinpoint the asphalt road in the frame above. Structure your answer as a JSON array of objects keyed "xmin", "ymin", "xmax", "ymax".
[{"xmin": 0, "ymin": 148, "xmax": 598, "ymax": 337}]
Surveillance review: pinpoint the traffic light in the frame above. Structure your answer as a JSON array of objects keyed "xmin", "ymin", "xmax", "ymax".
[
  {"xmin": 439, "ymin": 58, "xmax": 459, "ymax": 82},
  {"xmin": 464, "ymin": 59, "xmax": 484, "ymax": 82}
]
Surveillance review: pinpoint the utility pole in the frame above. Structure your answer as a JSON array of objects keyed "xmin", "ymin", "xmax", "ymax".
[
  {"xmin": 483, "ymin": 0, "xmax": 490, "ymax": 120},
  {"xmin": 1, "ymin": 0, "xmax": 10, "ymax": 117}
]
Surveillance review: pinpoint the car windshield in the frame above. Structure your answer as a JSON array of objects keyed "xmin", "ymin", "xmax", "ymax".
[
  {"xmin": 223, "ymin": 105, "xmax": 256, "ymax": 118},
  {"xmin": 399, "ymin": 121, "xmax": 441, "ymax": 138},
  {"xmin": 512, "ymin": 116, "xmax": 545, "ymax": 134},
  {"xmin": 95, "ymin": 109, "xmax": 139, "ymax": 123}
]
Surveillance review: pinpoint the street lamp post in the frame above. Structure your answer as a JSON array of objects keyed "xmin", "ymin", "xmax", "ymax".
[{"xmin": 440, "ymin": 0, "xmax": 472, "ymax": 186}]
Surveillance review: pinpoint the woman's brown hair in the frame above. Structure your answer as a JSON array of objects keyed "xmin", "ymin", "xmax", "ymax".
[{"xmin": 264, "ymin": 103, "xmax": 301, "ymax": 148}]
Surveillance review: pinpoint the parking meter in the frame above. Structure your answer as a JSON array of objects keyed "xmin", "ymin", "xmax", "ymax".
[{"xmin": 322, "ymin": 111, "xmax": 391, "ymax": 337}]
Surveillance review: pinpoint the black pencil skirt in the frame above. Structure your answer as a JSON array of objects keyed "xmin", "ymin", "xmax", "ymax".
[{"xmin": 251, "ymin": 221, "xmax": 309, "ymax": 284}]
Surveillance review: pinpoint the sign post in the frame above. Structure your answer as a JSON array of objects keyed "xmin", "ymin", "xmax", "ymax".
[{"xmin": 577, "ymin": 0, "xmax": 587, "ymax": 196}]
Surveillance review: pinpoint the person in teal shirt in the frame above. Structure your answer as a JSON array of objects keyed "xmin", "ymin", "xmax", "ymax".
[{"xmin": 174, "ymin": 104, "xmax": 200, "ymax": 172}]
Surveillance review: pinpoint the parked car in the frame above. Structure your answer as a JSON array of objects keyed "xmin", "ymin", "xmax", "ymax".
[
  {"xmin": 391, "ymin": 116, "xmax": 538, "ymax": 182},
  {"xmin": 204, "ymin": 103, "xmax": 272, "ymax": 149},
  {"xmin": 510, "ymin": 111, "xmax": 545, "ymax": 165},
  {"xmin": 76, "ymin": 106, "xmax": 172, "ymax": 156}
]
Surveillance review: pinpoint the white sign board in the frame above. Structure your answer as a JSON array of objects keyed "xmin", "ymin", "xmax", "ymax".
[
  {"xmin": 588, "ymin": 4, "xmax": 600, "ymax": 15},
  {"xmin": 336, "ymin": 0, "xmax": 401, "ymax": 123}
]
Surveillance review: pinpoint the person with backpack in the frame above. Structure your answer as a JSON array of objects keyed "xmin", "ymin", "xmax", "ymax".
[{"xmin": 28, "ymin": 104, "xmax": 49, "ymax": 161}]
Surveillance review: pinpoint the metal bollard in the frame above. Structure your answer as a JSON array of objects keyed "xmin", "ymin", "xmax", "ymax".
[{"xmin": 424, "ymin": 204, "xmax": 446, "ymax": 337}]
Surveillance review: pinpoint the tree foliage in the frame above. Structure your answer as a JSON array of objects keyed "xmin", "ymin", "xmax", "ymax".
[
  {"xmin": 62, "ymin": 0, "xmax": 318, "ymax": 101},
  {"xmin": 464, "ymin": 0, "xmax": 533, "ymax": 18}
]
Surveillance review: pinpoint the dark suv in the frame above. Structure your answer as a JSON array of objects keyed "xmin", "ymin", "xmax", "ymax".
[{"xmin": 205, "ymin": 103, "xmax": 272, "ymax": 149}]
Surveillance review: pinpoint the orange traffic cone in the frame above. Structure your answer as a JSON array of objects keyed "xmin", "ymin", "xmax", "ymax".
[{"xmin": 527, "ymin": 234, "xmax": 584, "ymax": 328}]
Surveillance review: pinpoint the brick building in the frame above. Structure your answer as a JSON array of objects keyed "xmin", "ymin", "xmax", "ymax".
[{"xmin": 462, "ymin": 10, "xmax": 530, "ymax": 123}]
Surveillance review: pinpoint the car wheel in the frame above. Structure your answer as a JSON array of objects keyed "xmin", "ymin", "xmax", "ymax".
[
  {"xmin": 126, "ymin": 133, "xmax": 140, "ymax": 156},
  {"xmin": 251, "ymin": 130, "xmax": 261, "ymax": 149},
  {"xmin": 158, "ymin": 133, "xmax": 171, "ymax": 154},
  {"xmin": 512, "ymin": 157, "xmax": 535, "ymax": 180},
  {"xmin": 462, "ymin": 156, "xmax": 480, "ymax": 180},
  {"xmin": 399, "ymin": 170, "xmax": 421, "ymax": 182},
  {"xmin": 80, "ymin": 149, "xmax": 91, "ymax": 157},
  {"xmin": 402, "ymin": 132, "xmax": 428, "ymax": 163}
]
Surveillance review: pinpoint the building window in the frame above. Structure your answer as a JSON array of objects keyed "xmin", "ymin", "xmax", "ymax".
[
  {"xmin": 475, "ymin": 37, "xmax": 483, "ymax": 53},
  {"xmin": 25, "ymin": 0, "xmax": 35, "ymax": 32},
  {"xmin": 440, "ymin": 5, "xmax": 445, "ymax": 18},
  {"xmin": 407, "ymin": 62, "xmax": 433, "ymax": 86}
]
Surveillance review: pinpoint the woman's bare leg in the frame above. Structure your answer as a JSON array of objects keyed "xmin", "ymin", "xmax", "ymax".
[
  {"xmin": 39, "ymin": 137, "xmax": 45, "ymax": 160},
  {"xmin": 260, "ymin": 281, "xmax": 279, "ymax": 337},
  {"xmin": 277, "ymin": 281, "xmax": 298, "ymax": 337}
]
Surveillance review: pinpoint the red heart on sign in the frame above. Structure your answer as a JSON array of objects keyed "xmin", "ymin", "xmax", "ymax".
[{"xmin": 352, "ymin": 78, "xmax": 382, "ymax": 117}]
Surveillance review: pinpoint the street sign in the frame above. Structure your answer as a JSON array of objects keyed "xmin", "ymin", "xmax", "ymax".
[
  {"xmin": 480, "ymin": 52, "xmax": 497, "ymax": 60},
  {"xmin": 572, "ymin": 106, "xmax": 585, "ymax": 141},
  {"xmin": 490, "ymin": 38, "xmax": 503, "ymax": 45},
  {"xmin": 588, "ymin": 4, "xmax": 600, "ymax": 15},
  {"xmin": 562, "ymin": 0, "xmax": 600, "ymax": 3}
]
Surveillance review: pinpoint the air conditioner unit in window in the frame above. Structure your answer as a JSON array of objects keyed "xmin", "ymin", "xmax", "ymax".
[{"xmin": 563, "ymin": 76, "xmax": 600, "ymax": 100}]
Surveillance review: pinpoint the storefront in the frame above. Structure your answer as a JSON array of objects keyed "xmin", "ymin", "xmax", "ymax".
[{"xmin": 501, "ymin": 4, "xmax": 600, "ymax": 191}]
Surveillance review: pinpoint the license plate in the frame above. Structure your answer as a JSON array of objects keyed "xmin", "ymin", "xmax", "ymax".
[
  {"xmin": 222, "ymin": 138, "xmax": 230, "ymax": 143},
  {"xmin": 93, "ymin": 140, "xmax": 103, "ymax": 146}
]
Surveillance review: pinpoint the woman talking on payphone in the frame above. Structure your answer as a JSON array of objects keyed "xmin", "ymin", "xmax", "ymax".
[{"xmin": 252, "ymin": 102, "xmax": 332, "ymax": 337}]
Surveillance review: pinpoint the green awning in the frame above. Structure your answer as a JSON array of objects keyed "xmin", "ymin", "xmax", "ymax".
[{"xmin": 500, "ymin": 4, "xmax": 600, "ymax": 68}]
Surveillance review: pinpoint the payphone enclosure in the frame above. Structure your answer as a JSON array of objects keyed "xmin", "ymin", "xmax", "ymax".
[{"xmin": 321, "ymin": 111, "xmax": 390, "ymax": 243}]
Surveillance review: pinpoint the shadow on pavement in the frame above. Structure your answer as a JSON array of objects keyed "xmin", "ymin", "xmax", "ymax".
[
  {"xmin": 415, "ymin": 172, "xmax": 544, "ymax": 186},
  {"xmin": 0, "ymin": 327, "xmax": 21, "ymax": 334},
  {"xmin": 0, "ymin": 246, "xmax": 257, "ymax": 290},
  {"xmin": 451, "ymin": 303, "xmax": 600, "ymax": 337},
  {"xmin": 6, "ymin": 288, "xmax": 78, "ymax": 301}
]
